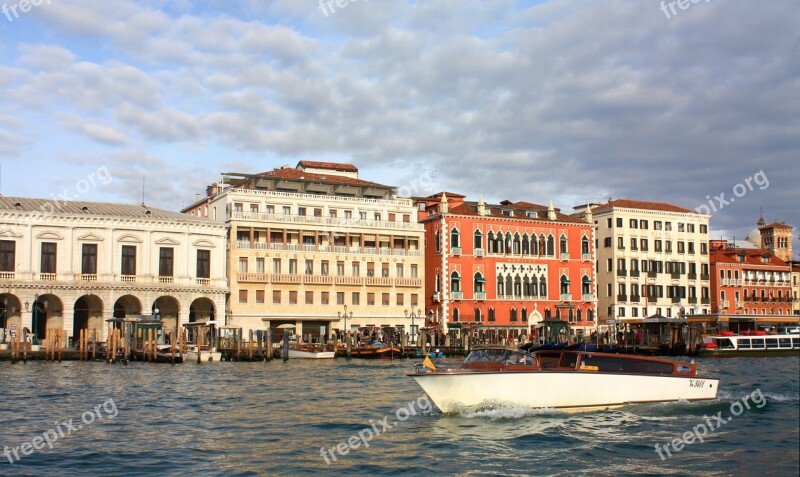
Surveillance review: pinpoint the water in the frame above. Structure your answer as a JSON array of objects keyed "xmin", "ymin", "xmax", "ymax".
[{"xmin": 0, "ymin": 357, "xmax": 797, "ymax": 476}]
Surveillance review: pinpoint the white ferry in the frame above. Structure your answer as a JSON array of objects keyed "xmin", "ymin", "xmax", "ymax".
[{"xmin": 700, "ymin": 327, "xmax": 800, "ymax": 357}]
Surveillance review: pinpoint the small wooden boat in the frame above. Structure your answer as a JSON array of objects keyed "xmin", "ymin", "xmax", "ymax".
[
  {"xmin": 408, "ymin": 348, "xmax": 719, "ymax": 412},
  {"xmin": 279, "ymin": 342, "xmax": 335, "ymax": 359},
  {"xmin": 342, "ymin": 341, "xmax": 402, "ymax": 359}
]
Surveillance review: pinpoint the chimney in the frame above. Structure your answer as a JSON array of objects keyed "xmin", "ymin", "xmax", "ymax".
[{"xmin": 195, "ymin": 193, "xmax": 201, "ymax": 203}]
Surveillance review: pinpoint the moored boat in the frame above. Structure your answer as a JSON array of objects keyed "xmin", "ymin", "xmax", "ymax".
[
  {"xmin": 408, "ymin": 348, "xmax": 719, "ymax": 413},
  {"xmin": 341, "ymin": 341, "xmax": 402, "ymax": 359},
  {"xmin": 279, "ymin": 342, "xmax": 335, "ymax": 359},
  {"xmin": 699, "ymin": 329, "xmax": 799, "ymax": 357}
]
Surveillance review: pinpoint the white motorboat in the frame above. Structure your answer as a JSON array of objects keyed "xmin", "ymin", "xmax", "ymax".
[
  {"xmin": 408, "ymin": 348, "xmax": 719, "ymax": 413},
  {"xmin": 185, "ymin": 345, "xmax": 222, "ymax": 362},
  {"xmin": 279, "ymin": 342, "xmax": 335, "ymax": 359}
]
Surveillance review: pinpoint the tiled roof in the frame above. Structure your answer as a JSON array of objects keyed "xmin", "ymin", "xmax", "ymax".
[
  {"xmin": 444, "ymin": 202, "xmax": 587, "ymax": 224},
  {"xmin": 258, "ymin": 167, "xmax": 391, "ymax": 189},
  {"xmin": 595, "ymin": 199, "xmax": 697, "ymax": 214},
  {"xmin": 712, "ymin": 248, "xmax": 789, "ymax": 267},
  {"xmin": 0, "ymin": 196, "xmax": 212, "ymax": 223},
  {"xmin": 296, "ymin": 161, "xmax": 358, "ymax": 173},
  {"xmin": 759, "ymin": 221, "xmax": 793, "ymax": 230}
]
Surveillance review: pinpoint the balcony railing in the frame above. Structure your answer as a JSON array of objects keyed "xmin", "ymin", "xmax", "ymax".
[
  {"xmin": 452, "ymin": 247, "xmax": 462, "ymax": 257},
  {"xmin": 629, "ymin": 295, "xmax": 641, "ymax": 303},
  {"xmin": 672, "ymin": 296, "xmax": 682, "ymax": 304},
  {"xmin": 582, "ymin": 293, "xmax": 594, "ymax": 302},
  {"xmin": 158, "ymin": 276, "xmax": 174, "ymax": 284},
  {"xmin": 271, "ymin": 274, "xmax": 302, "ymax": 284},
  {"xmin": 560, "ymin": 252, "xmax": 569, "ymax": 261},
  {"xmin": 474, "ymin": 248, "xmax": 484, "ymax": 257},
  {"xmin": 334, "ymin": 276, "xmax": 364, "ymax": 286},
  {"xmin": 617, "ymin": 269, "xmax": 627, "ymax": 277},
  {"xmin": 701, "ymin": 297, "xmax": 710, "ymax": 304},
  {"xmin": 630, "ymin": 270, "xmax": 640, "ymax": 278},
  {"xmin": 228, "ymin": 209, "xmax": 424, "ymax": 231},
  {"xmin": 304, "ymin": 275, "xmax": 334, "ymax": 285},
  {"xmin": 648, "ymin": 271, "xmax": 658, "ymax": 278},
  {"xmin": 722, "ymin": 300, "xmax": 730, "ymax": 308},
  {"xmin": 581, "ymin": 253, "xmax": 591, "ymax": 261},
  {"xmin": 688, "ymin": 273, "xmax": 697, "ymax": 280},
  {"xmin": 0, "ymin": 271, "xmax": 14, "ymax": 280},
  {"xmin": 79, "ymin": 274, "xmax": 97, "ymax": 282},
  {"xmin": 395, "ymin": 278, "xmax": 422, "ymax": 288},
  {"xmin": 366, "ymin": 277, "xmax": 393, "ymax": 287},
  {"xmin": 120, "ymin": 275, "xmax": 136, "ymax": 283},
  {"xmin": 452, "ymin": 291, "xmax": 463, "ymax": 301},
  {"xmin": 671, "ymin": 272, "xmax": 681, "ymax": 279},
  {"xmin": 196, "ymin": 278, "xmax": 211, "ymax": 286},
  {"xmin": 721, "ymin": 278, "xmax": 729, "ymax": 286},
  {"xmin": 688, "ymin": 297, "xmax": 698, "ymax": 304},
  {"xmin": 39, "ymin": 273, "xmax": 57, "ymax": 281},
  {"xmin": 617, "ymin": 294, "xmax": 627, "ymax": 302},
  {"xmin": 700, "ymin": 274, "xmax": 710, "ymax": 281},
  {"xmin": 561, "ymin": 293, "xmax": 572, "ymax": 301},
  {"xmin": 475, "ymin": 292, "xmax": 486, "ymax": 301}
]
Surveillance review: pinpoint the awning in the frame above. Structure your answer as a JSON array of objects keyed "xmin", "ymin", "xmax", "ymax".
[
  {"xmin": 582, "ymin": 277, "xmax": 592, "ymax": 283},
  {"xmin": 561, "ymin": 277, "xmax": 571, "ymax": 283},
  {"xmin": 475, "ymin": 277, "xmax": 486, "ymax": 283}
]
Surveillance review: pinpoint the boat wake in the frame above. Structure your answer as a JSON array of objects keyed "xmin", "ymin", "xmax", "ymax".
[{"xmin": 455, "ymin": 402, "xmax": 562, "ymax": 420}]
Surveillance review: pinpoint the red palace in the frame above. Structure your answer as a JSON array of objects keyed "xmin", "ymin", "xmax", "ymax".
[{"xmin": 418, "ymin": 192, "xmax": 597, "ymax": 343}]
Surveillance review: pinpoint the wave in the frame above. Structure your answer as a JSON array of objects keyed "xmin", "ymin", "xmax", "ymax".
[{"xmin": 455, "ymin": 402, "xmax": 562, "ymax": 420}]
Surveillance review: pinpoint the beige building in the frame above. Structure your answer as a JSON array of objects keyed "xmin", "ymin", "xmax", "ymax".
[
  {"xmin": 183, "ymin": 161, "xmax": 425, "ymax": 340},
  {"xmin": 584, "ymin": 199, "xmax": 712, "ymax": 326},
  {"xmin": 0, "ymin": 197, "xmax": 228, "ymax": 345}
]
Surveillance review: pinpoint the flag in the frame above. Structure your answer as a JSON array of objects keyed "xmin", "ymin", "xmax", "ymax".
[{"xmin": 422, "ymin": 356, "xmax": 436, "ymax": 371}]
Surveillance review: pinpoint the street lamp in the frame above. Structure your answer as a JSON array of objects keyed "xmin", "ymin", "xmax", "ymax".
[
  {"xmin": 404, "ymin": 308, "xmax": 421, "ymax": 345},
  {"xmin": 337, "ymin": 304, "xmax": 352, "ymax": 335}
]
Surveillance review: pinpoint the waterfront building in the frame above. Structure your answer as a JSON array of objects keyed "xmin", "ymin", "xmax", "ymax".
[
  {"xmin": 709, "ymin": 240, "xmax": 793, "ymax": 315},
  {"xmin": 182, "ymin": 161, "xmax": 425, "ymax": 340},
  {"xmin": 0, "ymin": 197, "xmax": 228, "ymax": 345},
  {"xmin": 584, "ymin": 199, "xmax": 712, "ymax": 326},
  {"xmin": 418, "ymin": 193, "xmax": 597, "ymax": 343},
  {"xmin": 756, "ymin": 220, "xmax": 793, "ymax": 262},
  {"xmin": 792, "ymin": 263, "xmax": 800, "ymax": 315}
]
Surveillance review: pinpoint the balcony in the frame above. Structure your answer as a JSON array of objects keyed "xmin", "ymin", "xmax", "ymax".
[
  {"xmin": 617, "ymin": 269, "xmax": 627, "ymax": 277},
  {"xmin": 560, "ymin": 252, "xmax": 569, "ymax": 261},
  {"xmin": 630, "ymin": 270, "xmax": 640, "ymax": 278},
  {"xmin": 582, "ymin": 293, "xmax": 594, "ymax": 302},
  {"xmin": 433, "ymin": 292, "xmax": 441, "ymax": 302},
  {"xmin": 688, "ymin": 297, "xmax": 698, "ymax": 304},
  {"xmin": 581, "ymin": 253, "xmax": 591, "ymax": 261},
  {"xmin": 721, "ymin": 278, "xmax": 729, "ymax": 286},
  {"xmin": 617, "ymin": 294, "xmax": 628, "ymax": 302},
  {"xmin": 452, "ymin": 247, "xmax": 462, "ymax": 257},
  {"xmin": 228, "ymin": 207, "xmax": 424, "ymax": 231},
  {"xmin": 630, "ymin": 295, "xmax": 641, "ymax": 303},
  {"xmin": 701, "ymin": 297, "xmax": 710, "ymax": 305},
  {"xmin": 671, "ymin": 272, "xmax": 681, "ymax": 280},
  {"xmin": 303, "ymin": 275, "xmax": 334, "ymax": 285},
  {"xmin": 0, "ymin": 271, "xmax": 14, "ymax": 280},
  {"xmin": 395, "ymin": 278, "xmax": 422, "ymax": 288},
  {"xmin": 688, "ymin": 273, "xmax": 697, "ymax": 280},
  {"xmin": 158, "ymin": 276, "xmax": 174, "ymax": 284},
  {"xmin": 196, "ymin": 278, "xmax": 211, "ymax": 286},
  {"xmin": 334, "ymin": 276, "xmax": 364, "ymax": 286},
  {"xmin": 120, "ymin": 275, "xmax": 136, "ymax": 283},
  {"xmin": 237, "ymin": 273, "xmax": 269, "ymax": 283},
  {"xmin": 39, "ymin": 273, "xmax": 57, "ymax": 281},
  {"xmin": 452, "ymin": 291, "xmax": 463, "ymax": 301},
  {"xmin": 366, "ymin": 277, "xmax": 393, "ymax": 287},
  {"xmin": 648, "ymin": 271, "xmax": 658, "ymax": 278},
  {"xmin": 271, "ymin": 274, "xmax": 302, "ymax": 284},
  {"xmin": 79, "ymin": 274, "xmax": 97, "ymax": 282},
  {"xmin": 561, "ymin": 293, "xmax": 572, "ymax": 301},
  {"xmin": 722, "ymin": 300, "xmax": 730, "ymax": 308},
  {"xmin": 672, "ymin": 296, "xmax": 682, "ymax": 304},
  {"xmin": 700, "ymin": 274, "xmax": 710, "ymax": 281},
  {"xmin": 736, "ymin": 301, "xmax": 743, "ymax": 309},
  {"xmin": 474, "ymin": 248, "xmax": 484, "ymax": 257}
]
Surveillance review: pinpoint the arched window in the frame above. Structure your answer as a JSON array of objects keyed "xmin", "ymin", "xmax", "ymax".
[
  {"xmin": 555, "ymin": 308, "xmax": 561, "ymax": 320},
  {"xmin": 521, "ymin": 307, "xmax": 528, "ymax": 322},
  {"xmin": 513, "ymin": 233, "xmax": 521, "ymax": 255},
  {"xmin": 577, "ymin": 309, "xmax": 582, "ymax": 322},
  {"xmin": 435, "ymin": 274, "xmax": 440, "ymax": 292},
  {"xmin": 540, "ymin": 276, "xmax": 547, "ymax": 297},
  {"xmin": 474, "ymin": 230, "xmax": 483, "ymax": 251},
  {"xmin": 581, "ymin": 236, "xmax": 590, "ymax": 255},
  {"xmin": 514, "ymin": 276, "xmax": 522, "ymax": 297},
  {"xmin": 582, "ymin": 276, "xmax": 591, "ymax": 296},
  {"xmin": 497, "ymin": 276, "xmax": 504, "ymax": 296},
  {"xmin": 505, "ymin": 232, "xmax": 513, "ymax": 254},
  {"xmin": 434, "ymin": 230, "xmax": 441, "ymax": 253},
  {"xmin": 523, "ymin": 276, "xmax": 531, "ymax": 297},
  {"xmin": 547, "ymin": 235, "xmax": 555, "ymax": 256},
  {"xmin": 506, "ymin": 276, "xmax": 513, "ymax": 297},
  {"xmin": 531, "ymin": 276, "xmax": 539, "ymax": 297},
  {"xmin": 488, "ymin": 308, "xmax": 496, "ymax": 322},
  {"xmin": 450, "ymin": 271, "xmax": 461, "ymax": 292},
  {"xmin": 487, "ymin": 231, "xmax": 495, "ymax": 254},
  {"xmin": 545, "ymin": 308, "xmax": 551, "ymax": 319},
  {"xmin": 510, "ymin": 308, "xmax": 518, "ymax": 322},
  {"xmin": 532, "ymin": 235, "xmax": 539, "ymax": 255},
  {"xmin": 453, "ymin": 308, "xmax": 460, "ymax": 322},
  {"xmin": 560, "ymin": 275, "xmax": 570, "ymax": 295},
  {"xmin": 560, "ymin": 235, "xmax": 568, "ymax": 254},
  {"xmin": 522, "ymin": 234, "xmax": 530, "ymax": 255},
  {"xmin": 587, "ymin": 309, "xmax": 594, "ymax": 322},
  {"xmin": 474, "ymin": 273, "xmax": 485, "ymax": 293},
  {"xmin": 451, "ymin": 228, "xmax": 460, "ymax": 248},
  {"xmin": 475, "ymin": 307, "xmax": 482, "ymax": 321},
  {"xmin": 539, "ymin": 234, "xmax": 546, "ymax": 256},
  {"xmin": 496, "ymin": 232, "xmax": 504, "ymax": 254},
  {"xmin": 568, "ymin": 309, "xmax": 574, "ymax": 322}
]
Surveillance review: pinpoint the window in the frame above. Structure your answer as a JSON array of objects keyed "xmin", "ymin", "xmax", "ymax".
[
  {"xmin": 382, "ymin": 293, "xmax": 390, "ymax": 306},
  {"xmin": 0, "ymin": 240, "xmax": 15, "ymax": 272},
  {"xmin": 345, "ymin": 210, "xmax": 352, "ymax": 219},
  {"xmin": 700, "ymin": 224, "xmax": 708, "ymax": 234},
  {"xmin": 604, "ymin": 237, "xmax": 612, "ymax": 248},
  {"xmin": 250, "ymin": 204, "xmax": 258, "ymax": 213},
  {"xmin": 451, "ymin": 228, "xmax": 460, "ymax": 248},
  {"xmin": 306, "ymin": 291, "xmax": 314, "ymax": 304},
  {"xmin": 434, "ymin": 230, "xmax": 441, "ymax": 253},
  {"xmin": 488, "ymin": 308, "xmax": 496, "ymax": 322},
  {"xmin": 607, "ymin": 258, "xmax": 613, "ymax": 272},
  {"xmin": 411, "ymin": 294, "xmax": 418, "ymax": 307},
  {"xmin": 655, "ymin": 240, "xmax": 663, "ymax": 252},
  {"xmin": 688, "ymin": 242, "xmax": 695, "ymax": 254},
  {"xmin": 41, "ymin": 242, "xmax": 57, "ymax": 274},
  {"xmin": 630, "ymin": 237, "xmax": 638, "ymax": 250},
  {"xmin": 560, "ymin": 235, "xmax": 568, "ymax": 254},
  {"xmin": 688, "ymin": 224, "xmax": 695, "ymax": 233},
  {"xmin": 289, "ymin": 291, "xmax": 298, "ymax": 304},
  {"xmin": 367, "ymin": 262, "xmax": 375, "ymax": 277},
  {"xmin": 273, "ymin": 258, "xmax": 281, "ymax": 274},
  {"xmin": 289, "ymin": 259, "xmax": 298, "ymax": 274},
  {"xmin": 630, "ymin": 219, "xmax": 638, "ymax": 229},
  {"xmin": 411, "ymin": 264, "xmax": 418, "ymax": 278},
  {"xmin": 701, "ymin": 243, "xmax": 708, "ymax": 254},
  {"xmin": 607, "ymin": 283, "xmax": 612, "ymax": 297},
  {"xmin": 255, "ymin": 257, "xmax": 265, "ymax": 274},
  {"xmin": 238, "ymin": 290, "xmax": 248, "ymax": 303},
  {"xmin": 382, "ymin": 263, "xmax": 389, "ymax": 277},
  {"xmin": 238, "ymin": 257, "xmax": 248, "ymax": 273},
  {"xmin": 282, "ymin": 206, "xmax": 291, "ymax": 215},
  {"xmin": 321, "ymin": 260, "xmax": 329, "ymax": 276},
  {"xmin": 617, "ymin": 237, "xmax": 625, "ymax": 249},
  {"xmin": 321, "ymin": 292, "xmax": 330, "ymax": 305},
  {"xmin": 351, "ymin": 292, "xmax": 360, "ymax": 305},
  {"xmin": 665, "ymin": 241, "xmax": 672, "ymax": 253},
  {"xmin": 158, "ymin": 247, "xmax": 173, "ymax": 277},
  {"xmin": 273, "ymin": 290, "xmax": 281, "ymax": 304},
  {"xmin": 337, "ymin": 292, "xmax": 345, "ymax": 305},
  {"xmin": 121, "ymin": 245, "xmax": 136, "ymax": 276},
  {"xmin": 678, "ymin": 241, "xmax": 685, "ymax": 253},
  {"xmin": 396, "ymin": 263, "xmax": 404, "ymax": 278},
  {"xmin": 640, "ymin": 239, "xmax": 649, "ymax": 251},
  {"xmin": 256, "ymin": 290, "xmax": 265, "ymax": 304},
  {"xmin": 297, "ymin": 207, "xmax": 306, "ymax": 216},
  {"xmin": 367, "ymin": 293, "xmax": 375, "ymax": 306},
  {"xmin": 396, "ymin": 293, "xmax": 404, "ymax": 306},
  {"xmin": 616, "ymin": 218, "xmax": 623, "ymax": 228},
  {"xmin": 606, "ymin": 218, "xmax": 612, "ymax": 228},
  {"xmin": 510, "ymin": 308, "xmax": 518, "ymax": 322},
  {"xmin": 522, "ymin": 308, "xmax": 528, "ymax": 322},
  {"xmin": 314, "ymin": 208, "xmax": 322, "ymax": 217},
  {"xmin": 196, "ymin": 250, "xmax": 210, "ymax": 278},
  {"xmin": 336, "ymin": 261, "xmax": 345, "ymax": 276},
  {"xmin": 654, "ymin": 221, "xmax": 663, "ymax": 231},
  {"xmin": 474, "ymin": 230, "xmax": 483, "ymax": 250},
  {"xmin": 678, "ymin": 223, "xmax": 685, "ymax": 232},
  {"xmin": 266, "ymin": 205, "xmax": 274, "ymax": 214},
  {"xmin": 352, "ymin": 262, "xmax": 360, "ymax": 276},
  {"xmin": 665, "ymin": 222, "xmax": 672, "ymax": 232},
  {"xmin": 234, "ymin": 203, "xmax": 243, "ymax": 212},
  {"xmin": 305, "ymin": 259, "xmax": 314, "ymax": 275}
]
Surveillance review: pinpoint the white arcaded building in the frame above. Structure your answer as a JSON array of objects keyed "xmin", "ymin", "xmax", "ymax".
[{"xmin": 0, "ymin": 197, "xmax": 228, "ymax": 345}]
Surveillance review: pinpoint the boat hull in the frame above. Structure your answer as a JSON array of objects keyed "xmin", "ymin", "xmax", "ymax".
[
  {"xmin": 409, "ymin": 371, "xmax": 719, "ymax": 413},
  {"xmin": 186, "ymin": 350, "xmax": 222, "ymax": 362},
  {"xmin": 282, "ymin": 349, "xmax": 336, "ymax": 359}
]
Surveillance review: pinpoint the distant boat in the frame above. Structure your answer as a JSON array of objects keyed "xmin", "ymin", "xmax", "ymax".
[
  {"xmin": 700, "ymin": 328, "xmax": 799, "ymax": 357},
  {"xmin": 408, "ymin": 348, "xmax": 719, "ymax": 413},
  {"xmin": 344, "ymin": 341, "xmax": 401, "ymax": 359},
  {"xmin": 279, "ymin": 342, "xmax": 335, "ymax": 359}
]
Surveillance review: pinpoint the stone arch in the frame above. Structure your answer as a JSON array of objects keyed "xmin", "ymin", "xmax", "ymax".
[{"xmin": 73, "ymin": 294, "xmax": 104, "ymax": 338}]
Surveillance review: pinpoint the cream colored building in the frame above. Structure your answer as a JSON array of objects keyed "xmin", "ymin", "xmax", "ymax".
[
  {"xmin": 0, "ymin": 197, "xmax": 228, "ymax": 345},
  {"xmin": 183, "ymin": 161, "xmax": 425, "ymax": 339},
  {"xmin": 792, "ymin": 263, "xmax": 800, "ymax": 316},
  {"xmin": 585, "ymin": 199, "xmax": 711, "ymax": 326}
]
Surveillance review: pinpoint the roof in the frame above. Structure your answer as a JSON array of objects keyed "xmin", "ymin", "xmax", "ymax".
[
  {"xmin": 759, "ymin": 221, "xmax": 793, "ymax": 230},
  {"xmin": 438, "ymin": 201, "xmax": 588, "ymax": 224},
  {"xmin": 0, "ymin": 196, "xmax": 212, "ymax": 223},
  {"xmin": 257, "ymin": 167, "xmax": 391, "ymax": 189},
  {"xmin": 594, "ymin": 199, "xmax": 697, "ymax": 215},
  {"xmin": 712, "ymin": 247, "xmax": 790, "ymax": 267},
  {"xmin": 296, "ymin": 161, "xmax": 358, "ymax": 173}
]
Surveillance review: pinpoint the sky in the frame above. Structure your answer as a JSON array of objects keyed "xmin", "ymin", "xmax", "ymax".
[{"xmin": 0, "ymin": 0, "xmax": 797, "ymax": 259}]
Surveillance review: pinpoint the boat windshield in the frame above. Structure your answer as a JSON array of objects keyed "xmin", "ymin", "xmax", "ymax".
[{"xmin": 463, "ymin": 349, "xmax": 534, "ymax": 366}]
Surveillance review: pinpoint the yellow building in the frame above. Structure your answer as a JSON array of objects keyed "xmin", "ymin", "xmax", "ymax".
[{"xmin": 184, "ymin": 161, "xmax": 425, "ymax": 340}]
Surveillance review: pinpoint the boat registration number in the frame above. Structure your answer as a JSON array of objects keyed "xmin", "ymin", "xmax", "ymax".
[{"xmin": 689, "ymin": 379, "xmax": 706, "ymax": 388}]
